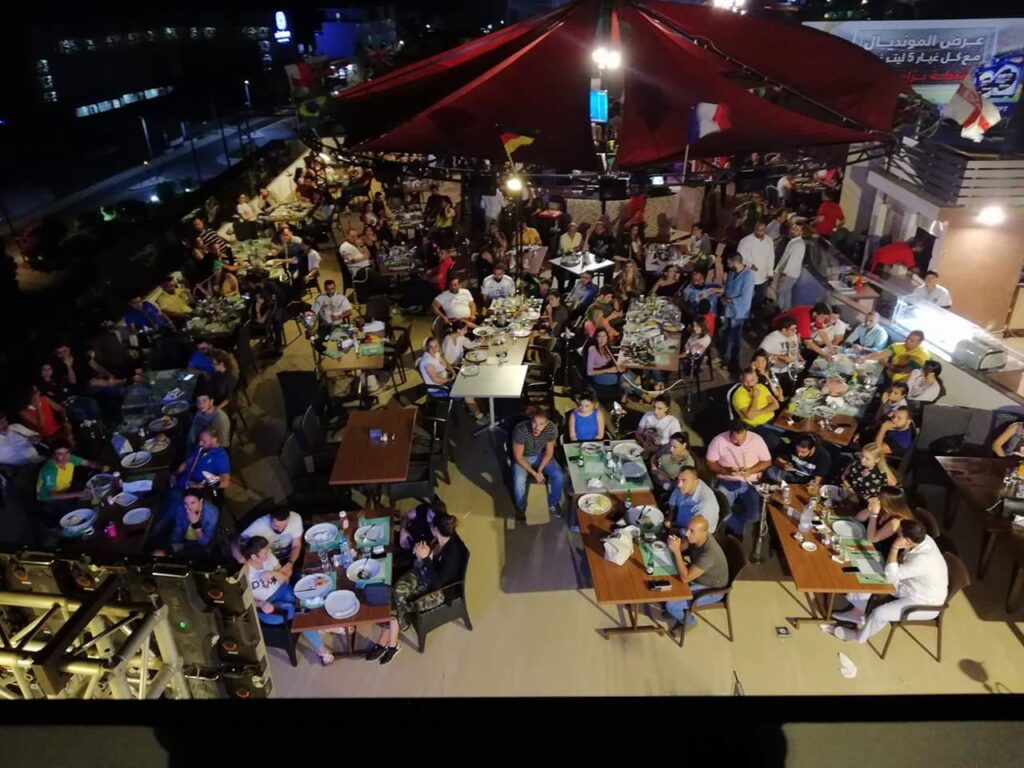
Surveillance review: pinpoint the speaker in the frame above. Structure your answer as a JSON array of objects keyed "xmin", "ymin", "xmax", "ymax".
[
  {"xmin": 193, "ymin": 564, "xmax": 251, "ymax": 617},
  {"xmin": 216, "ymin": 612, "xmax": 267, "ymax": 665},
  {"xmin": 221, "ymin": 663, "xmax": 273, "ymax": 699},
  {"xmin": 598, "ymin": 176, "xmax": 628, "ymax": 201},
  {"xmin": 0, "ymin": 551, "xmax": 67, "ymax": 594},
  {"xmin": 151, "ymin": 563, "xmax": 222, "ymax": 668}
]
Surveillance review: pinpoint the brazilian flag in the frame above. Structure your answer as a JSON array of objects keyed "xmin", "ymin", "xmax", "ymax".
[{"xmin": 298, "ymin": 96, "xmax": 327, "ymax": 123}]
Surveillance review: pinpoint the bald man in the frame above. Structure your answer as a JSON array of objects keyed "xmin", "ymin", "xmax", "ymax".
[{"xmin": 663, "ymin": 514, "xmax": 730, "ymax": 631}]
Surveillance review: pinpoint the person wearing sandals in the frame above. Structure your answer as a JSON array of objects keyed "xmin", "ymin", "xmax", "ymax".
[
  {"xmin": 365, "ymin": 510, "xmax": 467, "ymax": 665},
  {"xmin": 243, "ymin": 536, "xmax": 337, "ymax": 667}
]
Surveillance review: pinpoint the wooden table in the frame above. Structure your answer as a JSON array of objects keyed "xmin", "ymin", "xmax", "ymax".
[
  {"xmin": 329, "ymin": 409, "xmax": 417, "ymax": 486},
  {"xmin": 60, "ymin": 471, "xmax": 168, "ymax": 556},
  {"xmin": 290, "ymin": 508, "xmax": 398, "ymax": 654},
  {"xmin": 937, "ymin": 455, "xmax": 1024, "ymax": 612},
  {"xmin": 318, "ymin": 342, "xmax": 386, "ymax": 407},
  {"xmin": 768, "ymin": 484, "xmax": 893, "ymax": 627},
  {"xmin": 617, "ymin": 332, "xmax": 682, "ymax": 373},
  {"xmin": 771, "ymin": 412, "xmax": 859, "ymax": 448},
  {"xmin": 576, "ymin": 490, "xmax": 692, "ymax": 637}
]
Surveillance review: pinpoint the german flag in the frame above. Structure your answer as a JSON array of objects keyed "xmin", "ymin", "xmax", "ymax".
[{"xmin": 500, "ymin": 130, "xmax": 536, "ymax": 156}]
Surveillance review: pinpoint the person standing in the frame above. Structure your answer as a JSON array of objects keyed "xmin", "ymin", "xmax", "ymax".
[
  {"xmin": 737, "ymin": 220, "xmax": 775, "ymax": 310},
  {"xmin": 773, "ymin": 219, "xmax": 807, "ymax": 311},
  {"xmin": 717, "ymin": 252, "xmax": 755, "ymax": 369},
  {"xmin": 909, "ymin": 271, "xmax": 952, "ymax": 309}
]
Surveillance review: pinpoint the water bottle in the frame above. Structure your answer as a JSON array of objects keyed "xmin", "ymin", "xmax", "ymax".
[
  {"xmin": 798, "ymin": 501, "xmax": 814, "ymax": 534},
  {"xmin": 625, "ymin": 488, "xmax": 633, "ymax": 510},
  {"xmin": 781, "ymin": 481, "xmax": 790, "ymax": 509},
  {"xmin": 338, "ymin": 531, "xmax": 354, "ymax": 568}
]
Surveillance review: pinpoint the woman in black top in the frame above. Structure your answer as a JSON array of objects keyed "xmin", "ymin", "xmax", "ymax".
[
  {"xmin": 365, "ymin": 510, "xmax": 467, "ymax": 665},
  {"xmin": 650, "ymin": 264, "xmax": 682, "ymax": 297},
  {"xmin": 209, "ymin": 351, "xmax": 240, "ymax": 410}
]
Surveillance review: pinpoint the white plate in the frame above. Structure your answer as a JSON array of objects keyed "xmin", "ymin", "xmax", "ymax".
[
  {"xmin": 511, "ymin": 328, "xmax": 531, "ymax": 338},
  {"xmin": 122, "ymin": 507, "xmax": 151, "ymax": 526},
  {"xmin": 627, "ymin": 505, "xmax": 665, "ymax": 527},
  {"xmin": 578, "ymin": 493, "xmax": 612, "ymax": 515},
  {"xmin": 526, "ymin": 311, "xmax": 541, "ymax": 320},
  {"xmin": 819, "ymin": 484, "xmax": 843, "ymax": 501},
  {"xmin": 801, "ymin": 540, "xmax": 818, "ymax": 552},
  {"xmin": 304, "ymin": 522, "xmax": 339, "ymax": 546},
  {"xmin": 812, "ymin": 406, "xmax": 837, "ymax": 419},
  {"xmin": 142, "ymin": 437, "xmax": 170, "ymax": 453},
  {"xmin": 295, "ymin": 573, "xmax": 333, "ymax": 599},
  {"xmin": 613, "ymin": 443, "xmax": 644, "ymax": 461},
  {"xmin": 620, "ymin": 460, "xmax": 646, "ymax": 480},
  {"xmin": 473, "ymin": 326, "xmax": 494, "ymax": 337},
  {"xmin": 587, "ymin": 477, "xmax": 605, "ymax": 489},
  {"xmin": 581, "ymin": 442, "xmax": 603, "ymax": 455},
  {"xmin": 162, "ymin": 400, "xmax": 190, "ymax": 416},
  {"xmin": 121, "ymin": 451, "xmax": 152, "ymax": 469},
  {"xmin": 324, "ymin": 590, "xmax": 360, "ymax": 620},
  {"xmin": 60, "ymin": 508, "xmax": 96, "ymax": 531},
  {"xmin": 346, "ymin": 558, "xmax": 381, "ymax": 582},
  {"xmin": 148, "ymin": 416, "xmax": 178, "ymax": 432},
  {"xmin": 111, "ymin": 492, "xmax": 138, "ymax": 507},
  {"xmin": 831, "ymin": 519, "xmax": 867, "ymax": 539},
  {"xmin": 461, "ymin": 364, "xmax": 480, "ymax": 377},
  {"xmin": 465, "ymin": 350, "xmax": 488, "ymax": 363},
  {"xmin": 354, "ymin": 524, "xmax": 384, "ymax": 546}
]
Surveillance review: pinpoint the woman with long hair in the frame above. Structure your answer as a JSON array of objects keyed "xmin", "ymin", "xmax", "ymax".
[
  {"xmin": 586, "ymin": 328, "xmax": 623, "ymax": 395},
  {"xmin": 750, "ymin": 348, "xmax": 784, "ymax": 401},
  {"xmin": 614, "ymin": 259, "xmax": 645, "ymax": 301},
  {"xmin": 842, "ymin": 443, "xmax": 897, "ymax": 504},
  {"xmin": 855, "ymin": 485, "xmax": 916, "ymax": 559},
  {"xmin": 651, "ymin": 264, "xmax": 682, "ymax": 297}
]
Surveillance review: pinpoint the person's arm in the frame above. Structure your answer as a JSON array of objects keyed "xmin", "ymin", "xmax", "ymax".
[
  {"xmin": 595, "ymin": 409, "xmax": 606, "ymax": 440},
  {"xmin": 992, "ymin": 422, "xmax": 1019, "ymax": 457},
  {"xmin": 511, "ymin": 440, "xmax": 541, "ymax": 481},
  {"xmin": 537, "ymin": 437, "xmax": 556, "ymax": 474},
  {"xmin": 432, "ymin": 299, "xmax": 449, "ymax": 325},
  {"xmin": 195, "ymin": 506, "xmax": 219, "ymax": 548},
  {"xmin": 876, "ymin": 421, "xmax": 894, "ymax": 455},
  {"xmin": 568, "ymin": 412, "xmax": 578, "ymax": 442},
  {"xmin": 667, "ymin": 535, "xmax": 703, "ymax": 583}
]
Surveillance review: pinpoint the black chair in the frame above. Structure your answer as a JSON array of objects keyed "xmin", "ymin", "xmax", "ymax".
[
  {"xmin": 364, "ymin": 294, "xmax": 392, "ymax": 334},
  {"xmin": 411, "ymin": 403, "xmax": 452, "ymax": 485},
  {"xmin": 676, "ymin": 536, "xmax": 749, "ymax": 647},
  {"xmin": 407, "ymin": 541, "xmax": 472, "ymax": 653},
  {"xmin": 258, "ymin": 617, "xmax": 299, "ymax": 666},
  {"xmin": 387, "ymin": 459, "xmax": 436, "ymax": 506},
  {"xmin": 878, "ymin": 552, "xmax": 969, "ymax": 662},
  {"xmin": 235, "ymin": 321, "xmax": 261, "ymax": 385},
  {"xmin": 284, "ymin": 301, "xmax": 313, "ymax": 348}
]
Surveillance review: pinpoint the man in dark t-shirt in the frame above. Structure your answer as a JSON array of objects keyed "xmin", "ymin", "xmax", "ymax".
[
  {"xmin": 664, "ymin": 514, "xmax": 730, "ymax": 629},
  {"xmin": 511, "ymin": 407, "xmax": 563, "ymax": 521},
  {"xmin": 766, "ymin": 432, "xmax": 831, "ymax": 486}
]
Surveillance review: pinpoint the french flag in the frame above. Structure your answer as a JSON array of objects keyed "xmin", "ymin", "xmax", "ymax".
[{"xmin": 689, "ymin": 102, "xmax": 731, "ymax": 144}]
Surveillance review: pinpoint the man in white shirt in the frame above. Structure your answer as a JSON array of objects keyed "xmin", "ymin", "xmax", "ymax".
[
  {"xmin": 636, "ymin": 395, "xmax": 683, "ymax": 452},
  {"xmin": 233, "ymin": 506, "xmax": 305, "ymax": 567},
  {"xmin": 300, "ymin": 238, "xmax": 321, "ymax": 287},
  {"xmin": 759, "ymin": 317, "xmax": 802, "ymax": 368},
  {"xmin": 311, "ymin": 280, "xmax": 355, "ymax": 347},
  {"xmin": 824, "ymin": 521, "xmax": 949, "ymax": 643},
  {"xmin": 338, "ymin": 229, "xmax": 371, "ymax": 271},
  {"xmin": 432, "ymin": 277, "xmax": 478, "ymax": 326},
  {"xmin": 776, "ymin": 172, "xmax": 796, "ymax": 203},
  {"xmin": 0, "ymin": 413, "xmax": 42, "ymax": 468},
  {"xmin": 909, "ymin": 270, "xmax": 952, "ymax": 309},
  {"xmin": 823, "ymin": 304, "xmax": 849, "ymax": 346},
  {"xmin": 737, "ymin": 220, "xmax": 775, "ymax": 309},
  {"xmin": 559, "ymin": 222, "xmax": 582, "ymax": 255},
  {"xmin": 480, "ymin": 262, "xmax": 516, "ymax": 302},
  {"xmin": 773, "ymin": 219, "xmax": 807, "ymax": 311}
]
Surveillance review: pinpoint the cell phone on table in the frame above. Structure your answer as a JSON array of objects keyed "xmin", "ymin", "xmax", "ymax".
[
  {"xmin": 842, "ymin": 565, "xmax": 858, "ymax": 573},
  {"xmin": 646, "ymin": 579, "xmax": 670, "ymax": 591}
]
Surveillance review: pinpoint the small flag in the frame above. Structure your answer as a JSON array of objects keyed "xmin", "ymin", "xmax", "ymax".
[
  {"xmin": 298, "ymin": 97, "xmax": 327, "ymax": 122},
  {"xmin": 946, "ymin": 76, "xmax": 1001, "ymax": 142},
  {"xmin": 500, "ymin": 131, "xmax": 536, "ymax": 156},
  {"xmin": 689, "ymin": 102, "xmax": 730, "ymax": 145},
  {"xmin": 285, "ymin": 62, "xmax": 319, "ymax": 97}
]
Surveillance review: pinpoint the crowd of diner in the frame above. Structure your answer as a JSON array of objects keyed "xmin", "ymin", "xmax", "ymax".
[{"xmin": 0, "ymin": 143, "xmax": 993, "ymax": 672}]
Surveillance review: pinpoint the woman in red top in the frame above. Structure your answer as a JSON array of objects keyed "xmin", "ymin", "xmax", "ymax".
[{"xmin": 20, "ymin": 386, "xmax": 72, "ymax": 447}]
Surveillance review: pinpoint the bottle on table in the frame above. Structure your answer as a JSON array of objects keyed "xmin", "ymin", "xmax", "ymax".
[
  {"xmin": 625, "ymin": 488, "xmax": 633, "ymax": 510},
  {"xmin": 798, "ymin": 501, "xmax": 814, "ymax": 534}
]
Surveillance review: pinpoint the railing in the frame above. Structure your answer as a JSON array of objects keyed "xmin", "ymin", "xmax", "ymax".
[{"xmin": 880, "ymin": 136, "xmax": 1024, "ymax": 208}]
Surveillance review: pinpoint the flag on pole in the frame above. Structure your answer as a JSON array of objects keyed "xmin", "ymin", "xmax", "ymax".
[
  {"xmin": 500, "ymin": 131, "xmax": 536, "ymax": 157},
  {"xmin": 298, "ymin": 97, "xmax": 327, "ymax": 122},
  {"xmin": 688, "ymin": 102, "xmax": 731, "ymax": 145},
  {"xmin": 945, "ymin": 75, "xmax": 1001, "ymax": 142}
]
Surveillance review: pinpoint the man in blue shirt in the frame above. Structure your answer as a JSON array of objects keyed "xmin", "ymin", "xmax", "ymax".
[
  {"xmin": 565, "ymin": 271, "xmax": 598, "ymax": 310},
  {"xmin": 847, "ymin": 311, "xmax": 889, "ymax": 352},
  {"xmin": 124, "ymin": 296, "xmax": 170, "ymax": 332},
  {"xmin": 164, "ymin": 490, "xmax": 220, "ymax": 560},
  {"xmin": 682, "ymin": 271, "xmax": 720, "ymax": 316},
  {"xmin": 667, "ymin": 467, "xmax": 720, "ymax": 533},
  {"xmin": 174, "ymin": 429, "xmax": 231, "ymax": 491},
  {"xmin": 187, "ymin": 341, "xmax": 216, "ymax": 377},
  {"xmin": 717, "ymin": 252, "xmax": 755, "ymax": 368}
]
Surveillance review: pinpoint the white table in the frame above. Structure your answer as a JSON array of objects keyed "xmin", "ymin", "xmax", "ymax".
[
  {"xmin": 549, "ymin": 254, "xmax": 616, "ymax": 292},
  {"xmin": 450, "ymin": 363, "xmax": 529, "ymax": 431}
]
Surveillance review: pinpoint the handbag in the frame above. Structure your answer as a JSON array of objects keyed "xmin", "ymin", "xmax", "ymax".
[
  {"xmin": 603, "ymin": 530, "xmax": 634, "ymax": 566},
  {"xmin": 362, "ymin": 583, "xmax": 391, "ymax": 606}
]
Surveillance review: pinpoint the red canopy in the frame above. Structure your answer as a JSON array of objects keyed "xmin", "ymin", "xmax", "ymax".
[{"xmin": 334, "ymin": 0, "xmax": 911, "ymax": 170}]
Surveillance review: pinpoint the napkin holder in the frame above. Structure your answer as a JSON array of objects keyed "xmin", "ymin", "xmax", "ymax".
[{"xmin": 603, "ymin": 531, "xmax": 634, "ymax": 566}]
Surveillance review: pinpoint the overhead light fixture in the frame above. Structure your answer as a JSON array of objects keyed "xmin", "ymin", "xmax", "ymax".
[
  {"xmin": 149, "ymin": 194, "xmax": 160, "ymax": 203},
  {"xmin": 977, "ymin": 206, "xmax": 1006, "ymax": 226},
  {"xmin": 592, "ymin": 47, "xmax": 621, "ymax": 70},
  {"xmin": 505, "ymin": 176, "xmax": 523, "ymax": 193}
]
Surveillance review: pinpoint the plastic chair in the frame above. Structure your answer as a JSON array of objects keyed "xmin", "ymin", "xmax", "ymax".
[
  {"xmin": 878, "ymin": 552, "xmax": 969, "ymax": 663},
  {"xmin": 677, "ymin": 536, "xmax": 749, "ymax": 647}
]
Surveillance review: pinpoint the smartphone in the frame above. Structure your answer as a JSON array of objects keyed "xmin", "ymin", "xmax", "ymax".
[
  {"xmin": 842, "ymin": 565, "xmax": 859, "ymax": 573},
  {"xmin": 646, "ymin": 579, "xmax": 670, "ymax": 591}
]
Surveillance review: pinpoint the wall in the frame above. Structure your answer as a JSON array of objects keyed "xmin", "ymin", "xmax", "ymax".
[{"xmin": 930, "ymin": 208, "xmax": 1024, "ymax": 331}]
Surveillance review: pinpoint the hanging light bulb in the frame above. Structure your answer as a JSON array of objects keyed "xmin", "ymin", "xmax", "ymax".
[
  {"xmin": 592, "ymin": 46, "xmax": 608, "ymax": 67},
  {"xmin": 505, "ymin": 176, "xmax": 523, "ymax": 193}
]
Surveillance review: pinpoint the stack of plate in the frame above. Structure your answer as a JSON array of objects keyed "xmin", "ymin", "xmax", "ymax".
[{"xmin": 324, "ymin": 590, "xmax": 360, "ymax": 619}]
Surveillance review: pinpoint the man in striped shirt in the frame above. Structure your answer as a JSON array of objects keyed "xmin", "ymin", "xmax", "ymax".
[
  {"xmin": 193, "ymin": 217, "xmax": 234, "ymax": 259},
  {"xmin": 510, "ymin": 407, "xmax": 564, "ymax": 522}
]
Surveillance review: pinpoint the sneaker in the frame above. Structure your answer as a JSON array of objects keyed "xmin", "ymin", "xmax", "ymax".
[
  {"xmin": 569, "ymin": 523, "xmax": 580, "ymax": 534},
  {"xmin": 549, "ymin": 504, "xmax": 563, "ymax": 519},
  {"xmin": 364, "ymin": 643, "xmax": 386, "ymax": 662},
  {"xmin": 515, "ymin": 508, "xmax": 527, "ymax": 522},
  {"xmin": 398, "ymin": 613, "xmax": 411, "ymax": 632},
  {"xmin": 378, "ymin": 645, "xmax": 401, "ymax": 665}
]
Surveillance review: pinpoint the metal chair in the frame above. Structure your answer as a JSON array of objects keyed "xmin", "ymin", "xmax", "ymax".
[
  {"xmin": 676, "ymin": 536, "xmax": 749, "ymax": 647},
  {"xmin": 724, "ymin": 382, "xmax": 741, "ymax": 420},
  {"xmin": 877, "ymin": 551, "xmax": 969, "ymax": 663}
]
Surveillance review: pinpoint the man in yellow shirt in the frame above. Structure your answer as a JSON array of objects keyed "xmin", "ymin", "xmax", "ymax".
[
  {"xmin": 519, "ymin": 222, "xmax": 542, "ymax": 247},
  {"xmin": 731, "ymin": 368, "xmax": 781, "ymax": 449},
  {"xmin": 154, "ymin": 276, "xmax": 194, "ymax": 320},
  {"xmin": 872, "ymin": 330, "xmax": 929, "ymax": 383}
]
